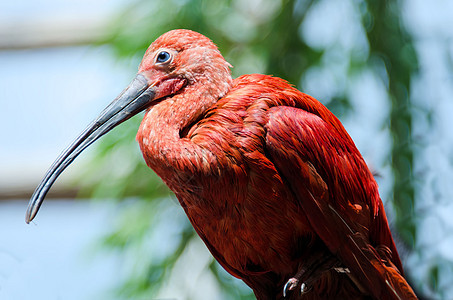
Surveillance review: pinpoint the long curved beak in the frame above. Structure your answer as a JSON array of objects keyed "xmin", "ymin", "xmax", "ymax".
[{"xmin": 25, "ymin": 73, "xmax": 155, "ymax": 223}]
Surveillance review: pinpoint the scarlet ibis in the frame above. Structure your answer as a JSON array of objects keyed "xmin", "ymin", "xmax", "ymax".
[{"xmin": 26, "ymin": 29, "xmax": 417, "ymax": 299}]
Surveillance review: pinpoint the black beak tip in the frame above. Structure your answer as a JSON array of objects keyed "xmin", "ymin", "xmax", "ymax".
[{"xmin": 25, "ymin": 202, "xmax": 36, "ymax": 224}]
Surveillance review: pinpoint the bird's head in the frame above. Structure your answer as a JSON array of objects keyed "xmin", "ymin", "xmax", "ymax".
[
  {"xmin": 25, "ymin": 29, "xmax": 232, "ymax": 223},
  {"xmin": 138, "ymin": 29, "xmax": 232, "ymax": 100}
]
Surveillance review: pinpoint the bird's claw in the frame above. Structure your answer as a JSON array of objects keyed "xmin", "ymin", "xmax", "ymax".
[
  {"xmin": 299, "ymin": 282, "xmax": 312, "ymax": 294},
  {"xmin": 300, "ymin": 282, "xmax": 307, "ymax": 293},
  {"xmin": 283, "ymin": 278, "xmax": 298, "ymax": 297},
  {"xmin": 283, "ymin": 278, "xmax": 311, "ymax": 298}
]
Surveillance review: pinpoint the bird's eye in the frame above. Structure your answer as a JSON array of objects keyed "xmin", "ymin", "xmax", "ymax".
[{"xmin": 156, "ymin": 51, "xmax": 171, "ymax": 64}]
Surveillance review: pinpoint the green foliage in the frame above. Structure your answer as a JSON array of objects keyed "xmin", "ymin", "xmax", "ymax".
[
  {"xmin": 77, "ymin": 0, "xmax": 430, "ymax": 298},
  {"xmin": 429, "ymin": 264, "xmax": 439, "ymax": 294},
  {"xmin": 365, "ymin": 0, "xmax": 418, "ymax": 248}
]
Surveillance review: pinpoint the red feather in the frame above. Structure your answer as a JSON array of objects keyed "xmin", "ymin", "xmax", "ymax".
[
  {"xmin": 137, "ymin": 70, "xmax": 417, "ymax": 298},
  {"xmin": 26, "ymin": 29, "xmax": 417, "ymax": 300}
]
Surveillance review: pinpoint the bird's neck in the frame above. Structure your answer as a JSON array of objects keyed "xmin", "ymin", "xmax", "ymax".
[
  {"xmin": 136, "ymin": 79, "xmax": 231, "ymax": 173},
  {"xmin": 142, "ymin": 82, "xmax": 224, "ymax": 137}
]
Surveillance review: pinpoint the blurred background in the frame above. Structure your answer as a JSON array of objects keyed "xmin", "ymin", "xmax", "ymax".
[{"xmin": 0, "ymin": 0, "xmax": 452, "ymax": 299}]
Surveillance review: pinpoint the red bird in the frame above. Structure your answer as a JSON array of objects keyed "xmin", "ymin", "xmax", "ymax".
[{"xmin": 26, "ymin": 30, "xmax": 417, "ymax": 299}]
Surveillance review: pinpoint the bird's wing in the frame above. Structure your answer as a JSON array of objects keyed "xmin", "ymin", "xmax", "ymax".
[{"xmin": 264, "ymin": 106, "xmax": 417, "ymax": 299}]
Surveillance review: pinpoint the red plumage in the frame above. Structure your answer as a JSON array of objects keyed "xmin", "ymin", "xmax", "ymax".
[
  {"xmin": 133, "ymin": 31, "xmax": 417, "ymax": 299},
  {"xmin": 27, "ymin": 29, "xmax": 418, "ymax": 299}
]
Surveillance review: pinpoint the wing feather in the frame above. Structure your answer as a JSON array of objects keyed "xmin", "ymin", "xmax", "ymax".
[{"xmin": 265, "ymin": 106, "xmax": 417, "ymax": 299}]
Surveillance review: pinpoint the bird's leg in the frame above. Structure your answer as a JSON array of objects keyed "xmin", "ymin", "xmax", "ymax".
[{"xmin": 283, "ymin": 255, "xmax": 342, "ymax": 297}]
